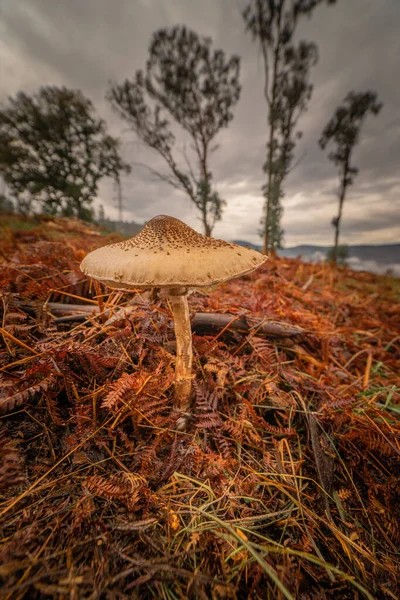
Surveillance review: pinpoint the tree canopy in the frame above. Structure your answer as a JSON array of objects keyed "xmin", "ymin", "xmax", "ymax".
[
  {"xmin": 0, "ymin": 86, "xmax": 130, "ymax": 220},
  {"xmin": 107, "ymin": 25, "xmax": 241, "ymax": 236}
]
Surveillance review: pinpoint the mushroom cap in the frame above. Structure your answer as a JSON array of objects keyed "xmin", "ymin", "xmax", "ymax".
[{"xmin": 80, "ymin": 215, "xmax": 267, "ymax": 289}]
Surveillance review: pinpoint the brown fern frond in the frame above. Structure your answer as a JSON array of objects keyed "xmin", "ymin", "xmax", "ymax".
[
  {"xmin": 21, "ymin": 280, "xmax": 52, "ymax": 303},
  {"xmin": 0, "ymin": 373, "xmax": 59, "ymax": 415},
  {"xmin": 43, "ymin": 394, "xmax": 64, "ymax": 426},
  {"xmin": 250, "ymin": 337, "xmax": 275, "ymax": 361},
  {"xmin": 138, "ymin": 314, "xmax": 166, "ymax": 343},
  {"xmin": 1, "ymin": 296, "xmax": 35, "ymax": 344},
  {"xmin": 241, "ymin": 397, "xmax": 295, "ymax": 436},
  {"xmin": 3, "ymin": 323, "xmax": 35, "ymax": 337},
  {"xmin": 337, "ymin": 488, "xmax": 352, "ymax": 502},
  {"xmin": 196, "ymin": 416, "xmax": 222, "ymax": 430},
  {"xmin": 204, "ymin": 359, "xmax": 230, "ymax": 387},
  {"xmin": 134, "ymin": 396, "xmax": 170, "ymax": 419},
  {"xmin": 319, "ymin": 396, "xmax": 357, "ymax": 412},
  {"xmin": 85, "ymin": 471, "xmax": 146, "ymax": 501},
  {"xmin": 215, "ymin": 432, "xmax": 231, "ymax": 459},
  {"xmin": 138, "ymin": 432, "xmax": 169, "ymax": 480},
  {"xmin": 102, "ymin": 372, "xmax": 139, "ymax": 410},
  {"xmin": 71, "ymin": 496, "xmax": 95, "ymax": 531},
  {"xmin": 222, "ymin": 420, "xmax": 242, "ymax": 441},
  {"xmin": 117, "ymin": 428, "xmax": 135, "ymax": 453},
  {"xmin": 31, "ymin": 300, "xmax": 54, "ymax": 333},
  {"xmin": 110, "ymin": 354, "xmax": 131, "ymax": 379},
  {"xmin": 3, "ymin": 311, "xmax": 27, "ymax": 323},
  {"xmin": 0, "ymin": 427, "xmax": 24, "ymax": 491},
  {"xmin": 157, "ymin": 435, "xmax": 188, "ymax": 482},
  {"xmin": 54, "ymin": 343, "xmax": 115, "ymax": 379},
  {"xmin": 62, "ymin": 373, "xmax": 79, "ymax": 404},
  {"xmin": 365, "ymin": 432, "xmax": 399, "ymax": 457},
  {"xmin": 194, "ymin": 384, "xmax": 222, "ymax": 430},
  {"xmin": 95, "ymin": 355, "xmax": 120, "ymax": 369},
  {"xmin": 244, "ymin": 424, "xmax": 264, "ymax": 447},
  {"xmin": 214, "ymin": 349, "xmax": 248, "ymax": 378},
  {"xmin": 346, "ymin": 429, "xmax": 399, "ymax": 457},
  {"xmin": 145, "ymin": 365, "xmax": 175, "ymax": 394},
  {"xmin": 125, "ymin": 489, "xmax": 142, "ymax": 511}
]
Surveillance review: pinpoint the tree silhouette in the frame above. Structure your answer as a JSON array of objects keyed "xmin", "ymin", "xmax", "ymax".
[
  {"xmin": 319, "ymin": 91, "xmax": 382, "ymax": 263},
  {"xmin": 243, "ymin": 0, "xmax": 337, "ymax": 254},
  {"xmin": 107, "ymin": 25, "xmax": 241, "ymax": 236},
  {"xmin": 0, "ymin": 86, "xmax": 130, "ymax": 220}
]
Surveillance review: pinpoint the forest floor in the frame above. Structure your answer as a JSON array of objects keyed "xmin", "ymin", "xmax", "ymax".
[{"xmin": 0, "ymin": 216, "xmax": 399, "ymax": 600}]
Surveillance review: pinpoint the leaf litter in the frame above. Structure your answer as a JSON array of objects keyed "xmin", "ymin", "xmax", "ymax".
[{"xmin": 0, "ymin": 222, "xmax": 399, "ymax": 599}]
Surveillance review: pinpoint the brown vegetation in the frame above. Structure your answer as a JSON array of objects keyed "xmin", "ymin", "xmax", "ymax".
[{"xmin": 0, "ymin": 219, "xmax": 399, "ymax": 599}]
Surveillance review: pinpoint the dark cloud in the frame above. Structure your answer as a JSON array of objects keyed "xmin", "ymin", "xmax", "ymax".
[
  {"xmin": 342, "ymin": 206, "xmax": 400, "ymax": 233},
  {"xmin": 1, "ymin": 0, "xmax": 399, "ymax": 245}
]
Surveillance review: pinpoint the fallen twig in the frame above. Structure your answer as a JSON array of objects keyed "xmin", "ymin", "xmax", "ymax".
[
  {"xmin": 192, "ymin": 312, "xmax": 304, "ymax": 337},
  {"xmin": 20, "ymin": 302, "xmax": 304, "ymax": 337}
]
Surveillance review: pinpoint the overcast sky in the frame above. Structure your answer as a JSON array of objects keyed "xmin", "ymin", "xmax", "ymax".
[{"xmin": 1, "ymin": 0, "xmax": 399, "ymax": 246}]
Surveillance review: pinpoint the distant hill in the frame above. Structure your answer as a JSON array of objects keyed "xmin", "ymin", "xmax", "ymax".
[
  {"xmin": 232, "ymin": 241, "xmax": 400, "ymax": 276},
  {"xmin": 233, "ymin": 240, "xmax": 262, "ymax": 251},
  {"xmin": 99, "ymin": 218, "xmax": 143, "ymax": 237},
  {"xmin": 278, "ymin": 244, "xmax": 400, "ymax": 265}
]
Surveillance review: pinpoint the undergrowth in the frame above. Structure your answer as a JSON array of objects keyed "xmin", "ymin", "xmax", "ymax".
[{"xmin": 0, "ymin": 220, "xmax": 399, "ymax": 599}]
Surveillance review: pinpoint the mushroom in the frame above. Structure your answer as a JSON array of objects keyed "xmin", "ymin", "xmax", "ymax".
[{"xmin": 80, "ymin": 215, "xmax": 267, "ymax": 424}]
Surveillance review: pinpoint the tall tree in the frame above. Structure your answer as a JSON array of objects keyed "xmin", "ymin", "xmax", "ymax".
[
  {"xmin": 243, "ymin": 0, "xmax": 337, "ymax": 254},
  {"xmin": 319, "ymin": 91, "xmax": 382, "ymax": 263},
  {"xmin": 0, "ymin": 86, "xmax": 130, "ymax": 220},
  {"xmin": 107, "ymin": 25, "xmax": 241, "ymax": 236}
]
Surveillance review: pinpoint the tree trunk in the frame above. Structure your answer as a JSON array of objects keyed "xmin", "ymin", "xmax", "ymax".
[
  {"xmin": 202, "ymin": 212, "xmax": 211, "ymax": 237},
  {"xmin": 200, "ymin": 151, "xmax": 213, "ymax": 237},
  {"xmin": 264, "ymin": 119, "xmax": 275, "ymax": 255},
  {"xmin": 332, "ymin": 171, "xmax": 347, "ymax": 264},
  {"xmin": 263, "ymin": 7, "xmax": 283, "ymax": 256}
]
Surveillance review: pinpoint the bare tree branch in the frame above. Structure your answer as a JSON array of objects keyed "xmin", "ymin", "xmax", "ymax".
[{"xmin": 107, "ymin": 25, "xmax": 241, "ymax": 236}]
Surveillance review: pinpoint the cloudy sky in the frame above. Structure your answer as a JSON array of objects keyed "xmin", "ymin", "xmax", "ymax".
[{"xmin": 1, "ymin": 0, "xmax": 399, "ymax": 246}]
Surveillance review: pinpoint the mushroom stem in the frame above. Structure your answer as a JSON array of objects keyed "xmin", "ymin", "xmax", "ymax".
[{"xmin": 167, "ymin": 292, "xmax": 193, "ymax": 413}]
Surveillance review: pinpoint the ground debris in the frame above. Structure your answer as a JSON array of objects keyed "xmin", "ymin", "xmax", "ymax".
[{"xmin": 0, "ymin": 232, "xmax": 399, "ymax": 599}]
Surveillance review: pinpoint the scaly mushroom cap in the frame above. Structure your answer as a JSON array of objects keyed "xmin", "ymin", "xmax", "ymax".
[{"xmin": 80, "ymin": 215, "xmax": 267, "ymax": 289}]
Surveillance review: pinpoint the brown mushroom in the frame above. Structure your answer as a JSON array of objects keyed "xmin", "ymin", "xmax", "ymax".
[{"xmin": 80, "ymin": 215, "xmax": 267, "ymax": 425}]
